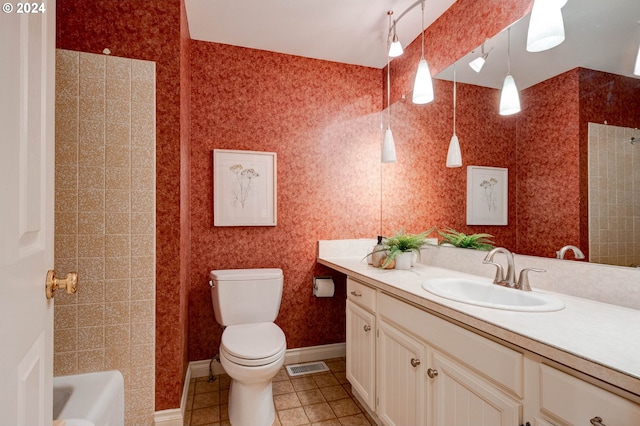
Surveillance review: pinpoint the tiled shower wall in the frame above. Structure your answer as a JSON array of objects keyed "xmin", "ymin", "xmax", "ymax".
[
  {"xmin": 588, "ymin": 122, "xmax": 640, "ymax": 267},
  {"xmin": 54, "ymin": 49, "xmax": 156, "ymax": 425}
]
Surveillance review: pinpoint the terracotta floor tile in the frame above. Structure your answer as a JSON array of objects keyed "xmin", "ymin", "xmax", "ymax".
[
  {"xmin": 328, "ymin": 398, "xmax": 361, "ymax": 417},
  {"xmin": 274, "ymin": 392, "xmax": 302, "ymax": 410},
  {"xmin": 273, "ymin": 379, "xmax": 295, "ymax": 395},
  {"xmin": 320, "ymin": 385, "xmax": 349, "ymax": 402},
  {"xmin": 303, "ymin": 402, "xmax": 336, "ymax": 423},
  {"xmin": 190, "ymin": 406, "xmax": 220, "ymax": 426},
  {"xmin": 313, "ymin": 373, "xmax": 339, "ymax": 388},
  {"xmin": 291, "ymin": 376, "xmax": 318, "ymax": 391},
  {"xmin": 278, "ymin": 406, "xmax": 310, "ymax": 426},
  {"xmin": 297, "ymin": 388, "xmax": 325, "ymax": 405},
  {"xmin": 337, "ymin": 413, "xmax": 372, "ymax": 426},
  {"xmin": 192, "ymin": 391, "xmax": 219, "ymax": 409}
]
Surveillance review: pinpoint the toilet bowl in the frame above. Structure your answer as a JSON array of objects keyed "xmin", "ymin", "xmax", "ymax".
[
  {"xmin": 219, "ymin": 322, "xmax": 286, "ymax": 426},
  {"xmin": 209, "ymin": 269, "xmax": 287, "ymax": 426}
]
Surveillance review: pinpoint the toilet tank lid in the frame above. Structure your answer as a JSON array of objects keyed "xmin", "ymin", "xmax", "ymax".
[{"xmin": 210, "ymin": 268, "xmax": 283, "ymax": 281}]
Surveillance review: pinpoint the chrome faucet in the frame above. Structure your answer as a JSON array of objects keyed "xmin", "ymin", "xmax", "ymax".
[
  {"xmin": 556, "ymin": 245, "xmax": 585, "ymax": 260},
  {"xmin": 483, "ymin": 247, "xmax": 545, "ymax": 291},
  {"xmin": 483, "ymin": 247, "xmax": 516, "ymax": 287}
]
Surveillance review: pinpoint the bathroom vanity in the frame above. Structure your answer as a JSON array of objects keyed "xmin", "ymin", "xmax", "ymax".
[{"xmin": 318, "ymin": 240, "xmax": 640, "ymax": 426}]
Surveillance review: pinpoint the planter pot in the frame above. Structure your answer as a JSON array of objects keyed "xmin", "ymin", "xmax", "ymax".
[{"xmin": 395, "ymin": 252, "xmax": 413, "ymax": 270}]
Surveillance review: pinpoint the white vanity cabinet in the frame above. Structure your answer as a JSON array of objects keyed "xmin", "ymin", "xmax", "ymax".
[
  {"xmin": 346, "ymin": 278, "xmax": 377, "ymax": 410},
  {"xmin": 533, "ymin": 363, "xmax": 640, "ymax": 425},
  {"xmin": 344, "ymin": 276, "xmax": 640, "ymax": 426}
]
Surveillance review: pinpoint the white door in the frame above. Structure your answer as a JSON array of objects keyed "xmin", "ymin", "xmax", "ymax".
[{"xmin": 0, "ymin": 1, "xmax": 56, "ymax": 425}]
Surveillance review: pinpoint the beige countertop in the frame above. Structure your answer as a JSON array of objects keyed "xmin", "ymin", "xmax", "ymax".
[{"xmin": 317, "ymin": 254, "xmax": 640, "ymax": 400}]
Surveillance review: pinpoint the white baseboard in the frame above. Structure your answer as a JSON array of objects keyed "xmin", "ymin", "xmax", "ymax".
[{"xmin": 154, "ymin": 342, "xmax": 346, "ymax": 425}]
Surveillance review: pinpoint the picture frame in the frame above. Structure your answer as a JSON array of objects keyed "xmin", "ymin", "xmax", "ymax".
[
  {"xmin": 466, "ymin": 166, "xmax": 508, "ymax": 225},
  {"xmin": 213, "ymin": 149, "xmax": 277, "ymax": 226}
]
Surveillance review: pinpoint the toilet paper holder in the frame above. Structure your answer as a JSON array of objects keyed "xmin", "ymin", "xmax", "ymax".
[{"xmin": 313, "ymin": 276, "xmax": 335, "ymax": 297}]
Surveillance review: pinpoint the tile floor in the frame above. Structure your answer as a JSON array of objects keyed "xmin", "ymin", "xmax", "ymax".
[{"xmin": 183, "ymin": 358, "xmax": 376, "ymax": 426}]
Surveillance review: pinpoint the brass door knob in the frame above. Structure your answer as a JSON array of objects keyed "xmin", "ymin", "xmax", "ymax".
[
  {"xmin": 427, "ymin": 368, "xmax": 438, "ymax": 378},
  {"xmin": 363, "ymin": 325, "xmax": 371, "ymax": 332},
  {"xmin": 410, "ymin": 358, "xmax": 421, "ymax": 367},
  {"xmin": 46, "ymin": 270, "xmax": 78, "ymax": 299}
]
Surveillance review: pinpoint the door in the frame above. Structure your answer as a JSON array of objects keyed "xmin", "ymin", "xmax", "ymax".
[
  {"xmin": 346, "ymin": 300, "xmax": 376, "ymax": 410},
  {"xmin": 429, "ymin": 350, "xmax": 521, "ymax": 426},
  {"xmin": 0, "ymin": 2, "xmax": 56, "ymax": 425},
  {"xmin": 377, "ymin": 319, "xmax": 426, "ymax": 426}
]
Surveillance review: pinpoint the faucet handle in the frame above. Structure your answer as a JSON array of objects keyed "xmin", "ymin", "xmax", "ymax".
[
  {"xmin": 517, "ymin": 268, "xmax": 545, "ymax": 291},
  {"xmin": 483, "ymin": 260, "xmax": 504, "ymax": 285}
]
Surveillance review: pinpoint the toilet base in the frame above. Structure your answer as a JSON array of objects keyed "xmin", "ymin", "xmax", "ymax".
[{"xmin": 228, "ymin": 379, "xmax": 275, "ymax": 426}]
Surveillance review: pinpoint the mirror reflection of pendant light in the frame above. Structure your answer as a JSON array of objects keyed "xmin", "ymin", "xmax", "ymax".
[
  {"xmin": 382, "ymin": 11, "xmax": 397, "ymax": 163},
  {"xmin": 446, "ymin": 64, "xmax": 462, "ymax": 168},
  {"xmin": 635, "ymin": 23, "xmax": 640, "ymax": 76},
  {"xmin": 526, "ymin": 0, "xmax": 567, "ymax": 52},
  {"xmin": 499, "ymin": 28, "xmax": 521, "ymax": 116},
  {"xmin": 388, "ymin": 13, "xmax": 404, "ymax": 58},
  {"xmin": 412, "ymin": 0, "xmax": 434, "ymax": 104}
]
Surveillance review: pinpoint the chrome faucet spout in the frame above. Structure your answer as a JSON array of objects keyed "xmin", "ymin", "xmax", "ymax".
[
  {"xmin": 482, "ymin": 247, "xmax": 515, "ymax": 287},
  {"xmin": 556, "ymin": 245, "xmax": 585, "ymax": 260}
]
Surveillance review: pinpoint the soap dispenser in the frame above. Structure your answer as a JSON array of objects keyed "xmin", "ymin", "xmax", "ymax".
[{"xmin": 371, "ymin": 236, "xmax": 386, "ymax": 267}]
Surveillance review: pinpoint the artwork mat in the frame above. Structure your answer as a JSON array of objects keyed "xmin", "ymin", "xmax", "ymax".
[
  {"xmin": 213, "ymin": 149, "xmax": 277, "ymax": 226},
  {"xmin": 466, "ymin": 166, "xmax": 508, "ymax": 225}
]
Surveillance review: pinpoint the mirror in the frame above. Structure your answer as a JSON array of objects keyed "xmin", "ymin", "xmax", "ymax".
[{"xmin": 427, "ymin": 0, "xmax": 640, "ymax": 266}]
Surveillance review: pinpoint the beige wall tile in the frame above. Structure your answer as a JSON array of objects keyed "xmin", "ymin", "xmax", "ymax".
[
  {"xmin": 78, "ymin": 189, "xmax": 105, "ymax": 213},
  {"xmin": 106, "ymin": 121, "xmax": 131, "ymax": 146},
  {"xmin": 131, "ymin": 234, "xmax": 154, "ymax": 257},
  {"xmin": 105, "ymin": 345, "xmax": 131, "ymax": 370},
  {"xmin": 78, "ymin": 326, "xmax": 104, "ymax": 350},
  {"xmin": 131, "ymin": 191, "xmax": 154, "ymax": 213},
  {"xmin": 79, "ymin": 53, "xmax": 105, "ymax": 76},
  {"xmin": 106, "ymin": 167, "xmax": 131, "ymax": 190},
  {"xmin": 106, "ymin": 256, "xmax": 131, "ymax": 280},
  {"xmin": 106, "ymin": 144, "xmax": 131, "ymax": 168},
  {"xmin": 54, "ymin": 328, "xmax": 77, "ymax": 353},
  {"xmin": 78, "ymin": 211, "xmax": 105, "ymax": 234},
  {"xmin": 105, "ymin": 324, "xmax": 130, "ymax": 346},
  {"xmin": 131, "ymin": 146, "xmax": 154, "ymax": 169},
  {"xmin": 78, "ymin": 303, "xmax": 105, "ymax": 327},
  {"xmin": 77, "ymin": 280, "xmax": 105, "ymax": 304},
  {"xmin": 105, "ymin": 301, "xmax": 130, "ymax": 324},
  {"xmin": 55, "ymin": 304, "xmax": 78, "ymax": 329},
  {"xmin": 130, "ymin": 344, "xmax": 154, "ymax": 367},
  {"xmin": 77, "ymin": 349, "xmax": 105, "ymax": 373},
  {"xmin": 78, "ymin": 142, "xmax": 105, "ymax": 167},
  {"xmin": 130, "ymin": 321, "xmax": 154, "ymax": 345},
  {"xmin": 131, "ymin": 300, "xmax": 154, "ymax": 323},
  {"xmin": 105, "ymin": 212, "xmax": 131, "ymax": 235},
  {"xmin": 56, "ymin": 138, "xmax": 78, "ymax": 166},
  {"xmin": 131, "ymin": 167, "xmax": 154, "ymax": 190},
  {"xmin": 106, "ymin": 56, "xmax": 131, "ymax": 81},
  {"xmin": 79, "ymin": 118, "xmax": 105, "ymax": 145},
  {"xmin": 105, "ymin": 279, "xmax": 131, "ymax": 302},
  {"xmin": 78, "ymin": 233, "xmax": 105, "ymax": 258},
  {"xmin": 79, "ymin": 75, "xmax": 105, "ymax": 99},
  {"xmin": 131, "ymin": 256, "xmax": 154, "ymax": 279},
  {"xmin": 107, "ymin": 99, "xmax": 131, "ymax": 123},
  {"xmin": 106, "ymin": 189, "xmax": 131, "ymax": 213},
  {"xmin": 131, "ymin": 212, "xmax": 154, "ymax": 235},
  {"xmin": 130, "ymin": 278, "xmax": 154, "ymax": 301},
  {"xmin": 131, "ymin": 59, "xmax": 155, "ymax": 82},
  {"xmin": 55, "ymin": 234, "xmax": 78, "ymax": 259},
  {"xmin": 54, "ymin": 351, "xmax": 78, "ymax": 376},
  {"xmin": 131, "ymin": 124, "xmax": 155, "ymax": 147}
]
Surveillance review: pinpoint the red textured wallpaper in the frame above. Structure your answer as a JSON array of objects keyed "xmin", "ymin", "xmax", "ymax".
[
  {"xmin": 188, "ymin": 41, "xmax": 382, "ymax": 360},
  {"xmin": 516, "ymin": 69, "xmax": 581, "ymax": 258}
]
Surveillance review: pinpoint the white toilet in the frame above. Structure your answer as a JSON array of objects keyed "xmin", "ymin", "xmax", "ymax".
[{"xmin": 209, "ymin": 268, "xmax": 287, "ymax": 426}]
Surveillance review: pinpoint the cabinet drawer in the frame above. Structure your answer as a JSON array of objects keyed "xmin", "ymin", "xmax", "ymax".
[
  {"xmin": 347, "ymin": 278, "xmax": 376, "ymax": 312},
  {"xmin": 379, "ymin": 292, "xmax": 524, "ymax": 397},
  {"xmin": 539, "ymin": 364, "xmax": 640, "ymax": 425}
]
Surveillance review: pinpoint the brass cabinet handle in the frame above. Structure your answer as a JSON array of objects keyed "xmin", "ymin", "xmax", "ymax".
[
  {"xmin": 350, "ymin": 290, "xmax": 362, "ymax": 297},
  {"xmin": 46, "ymin": 270, "xmax": 78, "ymax": 299},
  {"xmin": 427, "ymin": 368, "xmax": 438, "ymax": 378},
  {"xmin": 363, "ymin": 325, "xmax": 371, "ymax": 332},
  {"xmin": 590, "ymin": 417, "xmax": 606, "ymax": 426},
  {"xmin": 410, "ymin": 358, "xmax": 421, "ymax": 367}
]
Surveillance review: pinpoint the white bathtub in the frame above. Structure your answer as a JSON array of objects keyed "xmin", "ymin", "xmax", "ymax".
[{"xmin": 53, "ymin": 370, "xmax": 124, "ymax": 426}]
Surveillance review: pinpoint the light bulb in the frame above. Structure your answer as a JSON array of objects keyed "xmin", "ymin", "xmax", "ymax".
[{"xmin": 388, "ymin": 35, "xmax": 404, "ymax": 58}]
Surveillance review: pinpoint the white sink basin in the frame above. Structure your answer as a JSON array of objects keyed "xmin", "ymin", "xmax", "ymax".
[{"xmin": 421, "ymin": 278, "xmax": 565, "ymax": 312}]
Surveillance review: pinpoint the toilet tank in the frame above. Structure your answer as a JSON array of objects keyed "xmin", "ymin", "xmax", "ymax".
[{"xmin": 210, "ymin": 268, "xmax": 283, "ymax": 326}]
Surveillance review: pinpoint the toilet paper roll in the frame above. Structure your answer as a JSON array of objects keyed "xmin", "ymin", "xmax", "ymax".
[{"xmin": 313, "ymin": 278, "xmax": 335, "ymax": 297}]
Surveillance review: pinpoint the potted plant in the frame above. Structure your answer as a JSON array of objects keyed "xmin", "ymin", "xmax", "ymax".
[
  {"xmin": 371, "ymin": 228, "xmax": 435, "ymax": 270},
  {"xmin": 438, "ymin": 228, "xmax": 494, "ymax": 251}
]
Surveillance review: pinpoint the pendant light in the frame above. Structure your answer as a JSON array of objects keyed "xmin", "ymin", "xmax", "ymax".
[
  {"xmin": 499, "ymin": 28, "xmax": 521, "ymax": 116},
  {"xmin": 635, "ymin": 24, "xmax": 640, "ymax": 76},
  {"xmin": 388, "ymin": 13, "xmax": 403, "ymax": 58},
  {"xmin": 412, "ymin": 0, "xmax": 434, "ymax": 104},
  {"xmin": 526, "ymin": 0, "xmax": 567, "ymax": 52},
  {"xmin": 469, "ymin": 42, "xmax": 492, "ymax": 73},
  {"xmin": 382, "ymin": 11, "xmax": 397, "ymax": 163},
  {"xmin": 446, "ymin": 64, "xmax": 462, "ymax": 168}
]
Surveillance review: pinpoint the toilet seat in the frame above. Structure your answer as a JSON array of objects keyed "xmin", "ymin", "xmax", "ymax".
[{"xmin": 221, "ymin": 322, "xmax": 286, "ymax": 367}]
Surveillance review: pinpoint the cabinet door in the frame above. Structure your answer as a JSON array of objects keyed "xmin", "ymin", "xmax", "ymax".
[
  {"xmin": 429, "ymin": 350, "xmax": 521, "ymax": 426},
  {"xmin": 377, "ymin": 319, "xmax": 426, "ymax": 426},
  {"xmin": 346, "ymin": 300, "xmax": 376, "ymax": 410}
]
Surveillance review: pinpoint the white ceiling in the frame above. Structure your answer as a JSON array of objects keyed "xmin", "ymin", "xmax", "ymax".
[
  {"xmin": 185, "ymin": 0, "xmax": 457, "ymax": 69},
  {"xmin": 437, "ymin": 0, "xmax": 640, "ymax": 89}
]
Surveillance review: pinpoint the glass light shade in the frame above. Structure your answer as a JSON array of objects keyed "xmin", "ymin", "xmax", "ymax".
[
  {"xmin": 469, "ymin": 56, "xmax": 486, "ymax": 73},
  {"xmin": 527, "ymin": 0, "xmax": 565, "ymax": 52},
  {"xmin": 499, "ymin": 74, "xmax": 521, "ymax": 116},
  {"xmin": 634, "ymin": 43, "xmax": 640, "ymax": 76},
  {"xmin": 389, "ymin": 36, "xmax": 404, "ymax": 58},
  {"xmin": 412, "ymin": 59, "xmax": 434, "ymax": 104},
  {"xmin": 446, "ymin": 134, "xmax": 462, "ymax": 168},
  {"xmin": 382, "ymin": 128, "xmax": 396, "ymax": 163}
]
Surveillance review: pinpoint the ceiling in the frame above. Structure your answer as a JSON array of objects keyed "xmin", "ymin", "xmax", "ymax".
[
  {"xmin": 185, "ymin": 0, "xmax": 457, "ymax": 69},
  {"xmin": 437, "ymin": 0, "xmax": 640, "ymax": 89}
]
